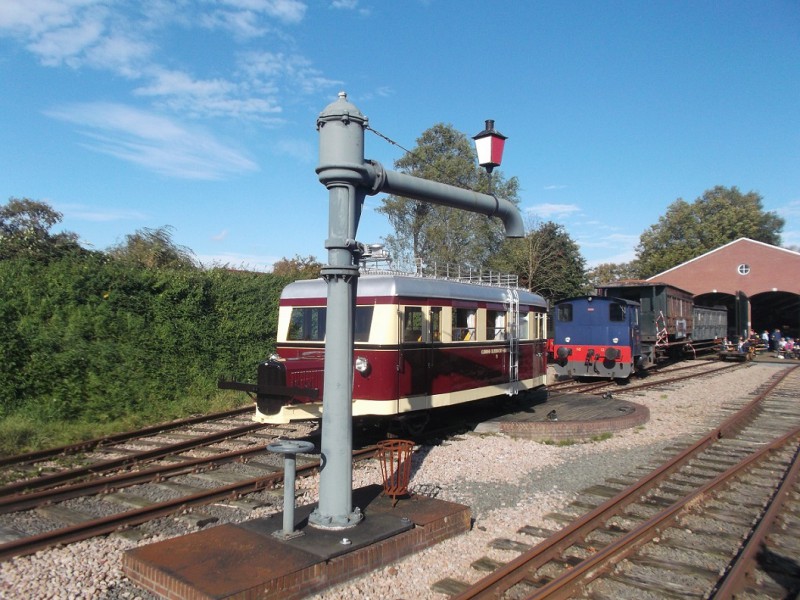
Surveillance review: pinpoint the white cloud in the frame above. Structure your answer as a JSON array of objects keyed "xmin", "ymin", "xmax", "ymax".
[
  {"xmin": 84, "ymin": 32, "xmax": 152, "ymax": 77},
  {"xmin": 329, "ymin": 0, "xmax": 370, "ymax": 16},
  {"xmin": 45, "ymin": 102, "xmax": 258, "ymax": 180},
  {"xmin": 27, "ymin": 12, "xmax": 105, "ymax": 66},
  {"xmin": 238, "ymin": 50, "xmax": 342, "ymax": 96},
  {"xmin": 359, "ymin": 86, "xmax": 394, "ymax": 101},
  {"xmin": 777, "ymin": 199, "xmax": 800, "ymax": 218},
  {"xmin": 224, "ymin": 0, "xmax": 307, "ymax": 24},
  {"xmin": 0, "ymin": 0, "xmax": 99, "ymax": 37},
  {"xmin": 0, "ymin": 1, "xmax": 327, "ymax": 122},
  {"xmin": 331, "ymin": 0, "xmax": 358, "ymax": 9},
  {"xmin": 57, "ymin": 203, "xmax": 148, "ymax": 222},
  {"xmin": 199, "ymin": 7, "xmax": 270, "ymax": 38},
  {"xmin": 585, "ymin": 249, "xmax": 637, "ymax": 268},
  {"xmin": 134, "ymin": 67, "xmax": 285, "ymax": 120},
  {"xmin": 0, "ymin": 0, "xmax": 110, "ymax": 66},
  {"xmin": 578, "ymin": 232, "xmax": 640, "ymax": 267},
  {"xmin": 199, "ymin": 0, "xmax": 306, "ymax": 36},
  {"xmin": 577, "ymin": 231, "xmax": 639, "ymax": 250},
  {"xmin": 135, "ymin": 68, "xmax": 235, "ymax": 98},
  {"xmin": 275, "ymin": 138, "xmax": 315, "ymax": 163},
  {"xmin": 527, "ymin": 203, "xmax": 581, "ymax": 219}
]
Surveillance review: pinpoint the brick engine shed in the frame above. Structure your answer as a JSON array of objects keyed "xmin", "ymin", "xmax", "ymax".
[{"xmin": 646, "ymin": 238, "xmax": 800, "ymax": 341}]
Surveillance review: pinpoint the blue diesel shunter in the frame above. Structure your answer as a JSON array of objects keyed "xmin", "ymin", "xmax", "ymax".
[{"xmin": 552, "ymin": 296, "xmax": 642, "ymax": 379}]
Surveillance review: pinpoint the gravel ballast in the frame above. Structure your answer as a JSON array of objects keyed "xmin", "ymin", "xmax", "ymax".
[{"xmin": 0, "ymin": 363, "xmax": 786, "ymax": 600}]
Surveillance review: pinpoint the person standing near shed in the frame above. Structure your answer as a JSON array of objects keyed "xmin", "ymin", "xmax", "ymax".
[{"xmin": 771, "ymin": 328, "xmax": 782, "ymax": 352}]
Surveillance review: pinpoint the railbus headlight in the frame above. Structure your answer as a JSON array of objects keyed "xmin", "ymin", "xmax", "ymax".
[{"xmin": 354, "ymin": 356, "xmax": 371, "ymax": 375}]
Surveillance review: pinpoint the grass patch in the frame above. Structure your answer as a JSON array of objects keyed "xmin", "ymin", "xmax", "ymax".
[
  {"xmin": 0, "ymin": 390, "xmax": 252, "ymax": 458},
  {"xmin": 542, "ymin": 438, "xmax": 577, "ymax": 446}
]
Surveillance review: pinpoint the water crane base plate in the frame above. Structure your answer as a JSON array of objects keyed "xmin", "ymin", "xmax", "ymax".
[{"xmin": 123, "ymin": 484, "xmax": 470, "ymax": 600}]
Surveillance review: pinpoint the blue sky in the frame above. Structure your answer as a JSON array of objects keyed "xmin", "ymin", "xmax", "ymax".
[{"xmin": 1, "ymin": 1, "xmax": 798, "ymax": 271}]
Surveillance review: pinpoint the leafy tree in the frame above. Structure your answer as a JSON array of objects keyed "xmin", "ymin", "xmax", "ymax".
[
  {"xmin": 107, "ymin": 225, "xmax": 197, "ymax": 270},
  {"xmin": 0, "ymin": 197, "xmax": 82, "ymax": 261},
  {"xmin": 376, "ymin": 123, "xmax": 520, "ymax": 270},
  {"xmin": 635, "ymin": 186, "xmax": 784, "ymax": 278},
  {"xmin": 586, "ymin": 261, "xmax": 640, "ymax": 289},
  {"xmin": 271, "ymin": 254, "xmax": 322, "ymax": 279},
  {"xmin": 488, "ymin": 219, "xmax": 587, "ymax": 303}
]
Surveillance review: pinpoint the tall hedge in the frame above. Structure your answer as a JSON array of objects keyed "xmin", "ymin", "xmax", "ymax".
[{"xmin": 0, "ymin": 255, "xmax": 290, "ymax": 424}]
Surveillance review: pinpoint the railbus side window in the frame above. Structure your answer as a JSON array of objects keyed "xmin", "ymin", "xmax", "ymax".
[
  {"xmin": 557, "ymin": 304, "xmax": 573, "ymax": 322},
  {"xmin": 518, "ymin": 310, "xmax": 531, "ymax": 340},
  {"xmin": 403, "ymin": 307, "xmax": 424, "ymax": 342},
  {"xmin": 288, "ymin": 307, "xmax": 326, "ymax": 341},
  {"xmin": 609, "ymin": 303, "xmax": 625, "ymax": 322},
  {"xmin": 530, "ymin": 311, "xmax": 544, "ymax": 340},
  {"xmin": 354, "ymin": 306, "xmax": 374, "ymax": 342},
  {"xmin": 487, "ymin": 310, "xmax": 506, "ymax": 340},
  {"xmin": 453, "ymin": 308, "xmax": 477, "ymax": 341}
]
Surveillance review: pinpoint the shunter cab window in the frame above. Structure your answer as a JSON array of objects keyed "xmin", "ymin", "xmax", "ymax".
[
  {"xmin": 609, "ymin": 303, "xmax": 626, "ymax": 322},
  {"xmin": 557, "ymin": 304, "xmax": 573, "ymax": 322}
]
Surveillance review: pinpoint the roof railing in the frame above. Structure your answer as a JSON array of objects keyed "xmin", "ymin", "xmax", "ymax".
[{"xmin": 359, "ymin": 258, "xmax": 519, "ymax": 289}]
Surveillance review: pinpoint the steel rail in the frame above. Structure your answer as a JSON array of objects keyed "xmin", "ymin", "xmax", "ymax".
[
  {"xmin": 711, "ymin": 435, "xmax": 800, "ymax": 599},
  {"xmin": 0, "ymin": 405, "xmax": 254, "ymax": 467},
  {"xmin": 522, "ymin": 428, "xmax": 800, "ymax": 600},
  {"xmin": 451, "ymin": 365, "xmax": 798, "ymax": 600},
  {"xmin": 599, "ymin": 362, "xmax": 743, "ymax": 397},
  {"xmin": 0, "ymin": 447, "xmax": 377, "ymax": 562},
  {"xmin": 549, "ymin": 362, "xmax": 743, "ymax": 398},
  {"xmin": 0, "ymin": 422, "xmax": 267, "ymax": 496},
  {"xmin": 0, "ymin": 442, "xmax": 285, "ymax": 514}
]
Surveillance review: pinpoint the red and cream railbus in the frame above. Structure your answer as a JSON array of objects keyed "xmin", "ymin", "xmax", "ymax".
[{"xmin": 223, "ymin": 273, "xmax": 548, "ymax": 426}]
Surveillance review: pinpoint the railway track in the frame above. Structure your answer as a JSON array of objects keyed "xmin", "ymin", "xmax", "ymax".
[
  {"xmin": 0, "ymin": 410, "xmax": 328, "ymax": 561},
  {"xmin": 0, "ymin": 443, "xmax": 379, "ymax": 562},
  {"xmin": 0, "ymin": 361, "xmax": 755, "ymax": 566},
  {"xmin": 0, "ymin": 405, "xmax": 254, "ymax": 469},
  {"xmin": 442, "ymin": 365, "xmax": 800, "ymax": 599},
  {"xmin": 548, "ymin": 360, "xmax": 745, "ymax": 398}
]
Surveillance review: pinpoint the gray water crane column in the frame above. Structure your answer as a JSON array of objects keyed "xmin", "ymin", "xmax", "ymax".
[{"xmin": 309, "ymin": 92, "xmax": 523, "ymax": 530}]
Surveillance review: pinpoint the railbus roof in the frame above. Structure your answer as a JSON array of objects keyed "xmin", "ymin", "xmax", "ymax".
[{"xmin": 281, "ymin": 273, "xmax": 547, "ymax": 309}]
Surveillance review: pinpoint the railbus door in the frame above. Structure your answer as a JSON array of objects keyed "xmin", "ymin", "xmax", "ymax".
[{"xmin": 399, "ymin": 306, "xmax": 430, "ymax": 399}]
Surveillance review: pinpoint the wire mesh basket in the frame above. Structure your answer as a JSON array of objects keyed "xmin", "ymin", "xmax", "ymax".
[{"xmin": 376, "ymin": 439, "xmax": 414, "ymax": 506}]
